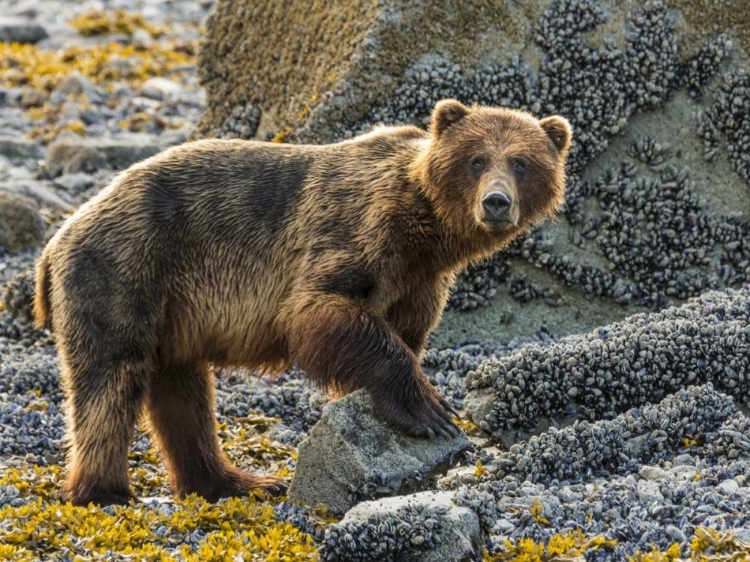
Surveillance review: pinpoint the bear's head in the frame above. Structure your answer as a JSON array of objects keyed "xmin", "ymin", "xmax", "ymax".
[{"xmin": 418, "ymin": 99, "xmax": 572, "ymax": 242}]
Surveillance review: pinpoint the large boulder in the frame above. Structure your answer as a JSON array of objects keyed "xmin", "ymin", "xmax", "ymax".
[
  {"xmin": 196, "ymin": 0, "xmax": 544, "ymax": 143},
  {"xmin": 288, "ymin": 390, "xmax": 471, "ymax": 513},
  {"xmin": 198, "ymin": 0, "xmax": 750, "ymax": 349}
]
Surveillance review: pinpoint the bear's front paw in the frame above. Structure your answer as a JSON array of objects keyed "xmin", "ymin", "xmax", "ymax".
[{"xmin": 382, "ymin": 387, "xmax": 460, "ymax": 440}]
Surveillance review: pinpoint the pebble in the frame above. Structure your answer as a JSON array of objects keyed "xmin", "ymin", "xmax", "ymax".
[
  {"xmin": 54, "ymin": 72, "xmax": 98, "ymax": 96},
  {"xmin": 718, "ymin": 479, "xmax": 740, "ymax": 495},
  {"xmin": 140, "ymin": 77, "xmax": 183, "ymax": 101},
  {"xmin": 53, "ymin": 172, "xmax": 96, "ymax": 194},
  {"xmin": 639, "ymin": 466, "xmax": 671, "ymax": 482}
]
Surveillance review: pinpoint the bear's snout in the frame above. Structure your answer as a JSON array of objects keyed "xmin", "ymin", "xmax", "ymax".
[{"xmin": 481, "ymin": 191, "xmax": 513, "ymax": 222}]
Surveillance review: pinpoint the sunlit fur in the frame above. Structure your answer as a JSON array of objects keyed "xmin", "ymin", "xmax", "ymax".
[{"xmin": 34, "ymin": 99, "xmax": 571, "ymax": 506}]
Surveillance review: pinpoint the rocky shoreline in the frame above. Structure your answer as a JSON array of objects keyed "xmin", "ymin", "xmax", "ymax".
[{"xmin": 1, "ymin": 0, "xmax": 750, "ymax": 560}]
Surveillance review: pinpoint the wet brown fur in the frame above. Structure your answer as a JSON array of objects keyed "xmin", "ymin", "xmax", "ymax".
[{"xmin": 34, "ymin": 100, "xmax": 572, "ymax": 506}]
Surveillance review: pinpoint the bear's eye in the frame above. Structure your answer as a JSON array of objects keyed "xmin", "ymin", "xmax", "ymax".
[
  {"xmin": 512, "ymin": 158, "xmax": 528, "ymax": 177},
  {"xmin": 470, "ymin": 156, "xmax": 486, "ymax": 176}
]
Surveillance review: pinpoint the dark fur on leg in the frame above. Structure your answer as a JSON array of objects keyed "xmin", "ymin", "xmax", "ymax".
[
  {"xmin": 145, "ymin": 361, "xmax": 287, "ymax": 501},
  {"xmin": 288, "ymin": 293, "xmax": 458, "ymax": 439}
]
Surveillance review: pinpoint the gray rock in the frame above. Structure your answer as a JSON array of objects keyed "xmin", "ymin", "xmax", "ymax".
[
  {"xmin": 53, "ymin": 173, "xmax": 96, "ymax": 194},
  {"xmin": 672, "ymin": 454, "xmax": 695, "ymax": 467},
  {"xmin": 0, "ymin": 137, "xmax": 43, "ymax": 161},
  {"xmin": 160, "ymin": 127, "xmax": 193, "ymax": 147},
  {"xmin": 55, "ymin": 73, "xmax": 98, "ymax": 97},
  {"xmin": 636, "ymin": 480, "xmax": 664, "ymax": 503},
  {"xmin": 557, "ymin": 486, "xmax": 583, "ymax": 503},
  {"xmin": 639, "ymin": 465, "xmax": 671, "ymax": 482},
  {"xmin": 493, "ymin": 518, "xmax": 515, "ymax": 535},
  {"xmin": 45, "ymin": 138, "xmax": 160, "ymax": 177},
  {"xmin": 0, "ymin": 191, "xmax": 46, "ymax": 253},
  {"xmin": 1, "ymin": 180, "xmax": 75, "ymax": 211},
  {"xmin": 20, "ymin": 88, "xmax": 45, "ymax": 109},
  {"xmin": 8, "ymin": 0, "xmax": 38, "ymax": 18},
  {"xmin": 717, "ymin": 479, "xmax": 740, "ymax": 496},
  {"xmin": 97, "ymin": 138, "xmax": 161, "ymax": 169},
  {"xmin": 140, "ymin": 78, "xmax": 182, "ymax": 101},
  {"xmin": 672, "ymin": 465, "xmax": 699, "ymax": 481},
  {"xmin": 0, "ymin": 17, "xmax": 47, "ymax": 44},
  {"xmin": 321, "ymin": 491, "xmax": 481, "ymax": 562},
  {"xmin": 45, "ymin": 140, "xmax": 105, "ymax": 177},
  {"xmin": 288, "ymin": 390, "xmax": 470, "ymax": 513}
]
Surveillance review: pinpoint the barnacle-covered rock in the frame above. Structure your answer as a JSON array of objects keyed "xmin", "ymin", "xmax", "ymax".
[
  {"xmin": 466, "ymin": 288, "xmax": 750, "ymax": 438},
  {"xmin": 289, "ymin": 390, "xmax": 470, "ymax": 513},
  {"xmin": 2, "ymin": 267, "xmax": 35, "ymax": 322},
  {"xmin": 0, "ymin": 192, "xmax": 46, "ymax": 254},
  {"xmin": 320, "ymin": 491, "xmax": 481, "ymax": 562}
]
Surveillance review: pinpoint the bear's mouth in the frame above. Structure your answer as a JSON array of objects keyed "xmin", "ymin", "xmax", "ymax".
[{"xmin": 482, "ymin": 217, "xmax": 517, "ymax": 234}]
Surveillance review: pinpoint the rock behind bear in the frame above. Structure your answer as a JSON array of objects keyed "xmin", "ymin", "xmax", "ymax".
[{"xmin": 34, "ymin": 99, "xmax": 571, "ymax": 506}]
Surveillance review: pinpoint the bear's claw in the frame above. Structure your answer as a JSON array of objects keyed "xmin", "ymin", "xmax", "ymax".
[{"xmin": 383, "ymin": 388, "xmax": 460, "ymax": 441}]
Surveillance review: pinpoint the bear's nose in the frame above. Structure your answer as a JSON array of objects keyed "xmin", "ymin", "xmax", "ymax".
[{"xmin": 482, "ymin": 192, "xmax": 512, "ymax": 220}]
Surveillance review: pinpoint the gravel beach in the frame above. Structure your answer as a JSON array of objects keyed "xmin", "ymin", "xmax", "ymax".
[{"xmin": 1, "ymin": 0, "xmax": 749, "ymax": 560}]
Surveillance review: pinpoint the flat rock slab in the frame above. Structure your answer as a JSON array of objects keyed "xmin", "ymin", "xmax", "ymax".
[
  {"xmin": 0, "ymin": 17, "xmax": 48, "ymax": 44},
  {"xmin": 288, "ymin": 390, "xmax": 471, "ymax": 513},
  {"xmin": 320, "ymin": 491, "xmax": 481, "ymax": 562}
]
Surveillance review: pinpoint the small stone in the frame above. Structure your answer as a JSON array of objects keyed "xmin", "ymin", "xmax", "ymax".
[
  {"xmin": 639, "ymin": 465, "xmax": 670, "ymax": 481},
  {"xmin": 45, "ymin": 140, "xmax": 105, "ymax": 177},
  {"xmin": 493, "ymin": 518, "xmax": 515, "ymax": 535},
  {"xmin": 0, "ymin": 17, "xmax": 47, "ymax": 44},
  {"xmin": 53, "ymin": 173, "xmax": 96, "ymax": 194},
  {"xmin": 131, "ymin": 28, "xmax": 154, "ymax": 45},
  {"xmin": 672, "ymin": 454, "xmax": 694, "ymax": 467},
  {"xmin": 55, "ymin": 73, "xmax": 98, "ymax": 97},
  {"xmin": 672, "ymin": 465, "xmax": 698, "ymax": 480},
  {"xmin": 717, "ymin": 479, "xmax": 740, "ymax": 496},
  {"xmin": 637, "ymin": 480, "xmax": 664, "ymax": 503},
  {"xmin": 140, "ymin": 78, "xmax": 182, "ymax": 101},
  {"xmin": 45, "ymin": 138, "xmax": 160, "ymax": 176},
  {"xmin": 20, "ymin": 88, "xmax": 45, "ymax": 109},
  {"xmin": 97, "ymin": 139, "xmax": 161, "ymax": 169}
]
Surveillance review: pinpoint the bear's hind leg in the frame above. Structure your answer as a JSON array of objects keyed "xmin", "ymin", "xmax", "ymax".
[
  {"xmin": 145, "ymin": 361, "xmax": 287, "ymax": 502},
  {"xmin": 60, "ymin": 350, "xmax": 152, "ymax": 506}
]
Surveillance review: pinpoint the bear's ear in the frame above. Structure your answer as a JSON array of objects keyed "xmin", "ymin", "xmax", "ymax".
[
  {"xmin": 431, "ymin": 99, "xmax": 470, "ymax": 138},
  {"xmin": 540, "ymin": 115, "xmax": 572, "ymax": 154}
]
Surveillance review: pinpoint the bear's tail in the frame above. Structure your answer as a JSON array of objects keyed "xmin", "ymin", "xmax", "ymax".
[{"xmin": 33, "ymin": 251, "xmax": 52, "ymax": 330}]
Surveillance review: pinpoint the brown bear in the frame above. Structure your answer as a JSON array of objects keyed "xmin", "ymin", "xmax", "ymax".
[{"xmin": 34, "ymin": 99, "xmax": 572, "ymax": 506}]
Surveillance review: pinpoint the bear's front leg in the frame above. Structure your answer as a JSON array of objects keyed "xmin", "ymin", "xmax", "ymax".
[
  {"xmin": 285, "ymin": 292, "xmax": 459, "ymax": 439},
  {"xmin": 386, "ymin": 274, "xmax": 454, "ymax": 357}
]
